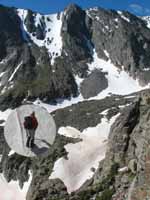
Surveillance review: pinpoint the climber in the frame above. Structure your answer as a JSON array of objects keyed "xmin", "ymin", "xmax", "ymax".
[{"xmin": 24, "ymin": 112, "xmax": 38, "ymax": 148}]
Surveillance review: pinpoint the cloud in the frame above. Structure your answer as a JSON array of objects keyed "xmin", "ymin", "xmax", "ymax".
[{"xmin": 129, "ymin": 4, "xmax": 150, "ymax": 15}]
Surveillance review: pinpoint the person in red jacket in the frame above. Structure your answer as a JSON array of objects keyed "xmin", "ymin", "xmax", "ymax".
[{"xmin": 24, "ymin": 112, "xmax": 38, "ymax": 148}]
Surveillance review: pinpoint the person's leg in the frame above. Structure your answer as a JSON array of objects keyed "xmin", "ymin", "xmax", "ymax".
[
  {"xmin": 30, "ymin": 129, "xmax": 35, "ymax": 148},
  {"xmin": 27, "ymin": 129, "xmax": 33, "ymax": 148},
  {"xmin": 26, "ymin": 129, "xmax": 30, "ymax": 148}
]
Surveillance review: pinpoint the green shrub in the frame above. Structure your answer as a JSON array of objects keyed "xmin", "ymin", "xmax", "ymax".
[{"xmin": 96, "ymin": 188, "xmax": 115, "ymax": 200}]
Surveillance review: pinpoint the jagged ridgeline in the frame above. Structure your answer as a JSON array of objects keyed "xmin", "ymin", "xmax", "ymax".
[
  {"xmin": 1, "ymin": 3, "xmax": 150, "ymax": 200},
  {"xmin": 0, "ymin": 4, "xmax": 150, "ymax": 109}
]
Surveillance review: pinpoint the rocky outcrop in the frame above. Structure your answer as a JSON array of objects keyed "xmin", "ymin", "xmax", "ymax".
[
  {"xmin": 80, "ymin": 70, "xmax": 108, "ymax": 99},
  {"xmin": 91, "ymin": 91, "xmax": 150, "ymax": 200},
  {"xmin": 61, "ymin": 4, "xmax": 92, "ymax": 62},
  {"xmin": 24, "ymin": 10, "xmax": 46, "ymax": 40}
]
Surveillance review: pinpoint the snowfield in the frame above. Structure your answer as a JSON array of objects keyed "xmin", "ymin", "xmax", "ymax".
[
  {"xmin": 0, "ymin": 171, "xmax": 32, "ymax": 200},
  {"xmin": 34, "ymin": 49, "xmax": 148, "ymax": 113},
  {"xmin": 88, "ymin": 49, "xmax": 149, "ymax": 100},
  {"xmin": 49, "ymin": 112, "xmax": 120, "ymax": 193}
]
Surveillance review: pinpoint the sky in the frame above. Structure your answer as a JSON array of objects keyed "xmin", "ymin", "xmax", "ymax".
[{"xmin": 0, "ymin": 0, "xmax": 149, "ymax": 16}]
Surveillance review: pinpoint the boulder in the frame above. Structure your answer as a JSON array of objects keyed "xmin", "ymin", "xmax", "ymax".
[{"xmin": 80, "ymin": 69, "xmax": 108, "ymax": 99}]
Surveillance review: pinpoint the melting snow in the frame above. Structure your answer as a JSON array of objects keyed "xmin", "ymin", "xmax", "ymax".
[
  {"xmin": 0, "ymin": 171, "xmax": 32, "ymax": 200},
  {"xmin": 49, "ymin": 113, "xmax": 120, "ymax": 193}
]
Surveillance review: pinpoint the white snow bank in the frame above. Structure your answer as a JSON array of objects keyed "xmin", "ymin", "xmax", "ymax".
[
  {"xmin": 58, "ymin": 127, "xmax": 81, "ymax": 139},
  {"xmin": 0, "ymin": 171, "xmax": 32, "ymax": 200},
  {"xmin": 0, "ymin": 109, "xmax": 12, "ymax": 125},
  {"xmin": 34, "ymin": 95, "xmax": 83, "ymax": 113},
  {"xmin": 49, "ymin": 113, "xmax": 120, "ymax": 193},
  {"xmin": 88, "ymin": 50, "xmax": 149, "ymax": 100}
]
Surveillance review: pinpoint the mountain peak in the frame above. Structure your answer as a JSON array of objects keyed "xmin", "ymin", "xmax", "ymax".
[{"xmin": 64, "ymin": 3, "xmax": 82, "ymax": 11}]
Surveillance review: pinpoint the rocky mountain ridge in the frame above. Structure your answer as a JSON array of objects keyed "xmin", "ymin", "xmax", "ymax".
[{"xmin": 0, "ymin": 4, "xmax": 150, "ymax": 109}]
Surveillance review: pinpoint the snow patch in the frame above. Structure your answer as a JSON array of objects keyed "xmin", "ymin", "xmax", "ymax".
[
  {"xmin": 101, "ymin": 109, "xmax": 109, "ymax": 115},
  {"xmin": 0, "ymin": 171, "xmax": 32, "ymax": 200},
  {"xmin": 142, "ymin": 67, "xmax": 150, "ymax": 71},
  {"xmin": 0, "ymin": 71, "xmax": 7, "ymax": 78},
  {"xmin": 121, "ymin": 15, "xmax": 130, "ymax": 23},
  {"xmin": 34, "ymin": 94, "xmax": 83, "ymax": 113},
  {"xmin": 49, "ymin": 113, "xmax": 120, "ymax": 193},
  {"xmin": 8, "ymin": 150, "xmax": 15, "ymax": 156},
  {"xmin": 58, "ymin": 126, "xmax": 81, "ymax": 139},
  {"xmin": 142, "ymin": 16, "xmax": 150, "ymax": 29},
  {"xmin": 87, "ymin": 49, "xmax": 149, "ymax": 100},
  {"xmin": 95, "ymin": 16, "xmax": 100, "ymax": 21},
  {"xmin": 117, "ymin": 11, "xmax": 130, "ymax": 22},
  {"xmin": 8, "ymin": 62, "xmax": 23, "ymax": 82},
  {"xmin": 118, "ymin": 166, "xmax": 128, "ymax": 172},
  {"xmin": 124, "ymin": 95, "xmax": 136, "ymax": 99}
]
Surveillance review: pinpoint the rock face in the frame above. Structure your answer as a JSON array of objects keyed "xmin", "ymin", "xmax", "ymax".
[
  {"xmin": 92, "ymin": 92, "xmax": 150, "ymax": 200},
  {"xmin": 80, "ymin": 70, "xmax": 108, "ymax": 99},
  {"xmin": 61, "ymin": 4, "xmax": 92, "ymax": 62},
  {"xmin": 88, "ymin": 8, "xmax": 150, "ymax": 78}
]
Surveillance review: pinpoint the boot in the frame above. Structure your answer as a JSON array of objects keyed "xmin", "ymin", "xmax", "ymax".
[{"xmin": 26, "ymin": 136, "xmax": 30, "ymax": 148}]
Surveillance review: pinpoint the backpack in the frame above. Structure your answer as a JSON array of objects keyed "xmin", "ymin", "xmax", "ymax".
[
  {"xmin": 24, "ymin": 116, "xmax": 33, "ymax": 129},
  {"xmin": 31, "ymin": 116, "xmax": 38, "ymax": 130}
]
